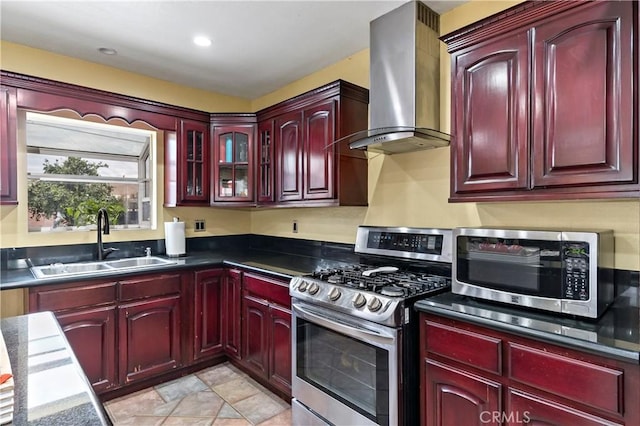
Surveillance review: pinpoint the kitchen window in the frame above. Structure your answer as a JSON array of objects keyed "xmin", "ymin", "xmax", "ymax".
[{"xmin": 25, "ymin": 111, "xmax": 157, "ymax": 232}]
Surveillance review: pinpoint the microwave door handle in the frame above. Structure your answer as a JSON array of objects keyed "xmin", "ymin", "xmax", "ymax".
[{"xmin": 292, "ymin": 303, "xmax": 396, "ymax": 346}]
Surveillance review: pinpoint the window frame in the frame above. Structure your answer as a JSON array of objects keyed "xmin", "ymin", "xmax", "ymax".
[{"xmin": 24, "ymin": 110, "xmax": 158, "ymax": 233}]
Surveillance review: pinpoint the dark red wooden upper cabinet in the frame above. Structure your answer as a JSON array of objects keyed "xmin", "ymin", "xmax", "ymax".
[
  {"xmin": 451, "ymin": 32, "xmax": 530, "ymax": 194},
  {"xmin": 258, "ymin": 80, "xmax": 369, "ymax": 207},
  {"xmin": 275, "ymin": 111, "xmax": 304, "ymax": 202},
  {"xmin": 443, "ymin": 0, "xmax": 639, "ymax": 202},
  {"xmin": 303, "ymin": 99, "xmax": 336, "ymax": 200},
  {"xmin": 179, "ymin": 120, "xmax": 210, "ymax": 205},
  {"xmin": 212, "ymin": 124, "xmax": 255, "ymax": 204},
  {"xmin": 257, "ymin": 120, "xmax": 275, "ymax": 203},
  {"xmin": 0, "ymin": 86, "xmax": 18, "ymax": 204},
  {"xmin": 531, "ymin": 0, "xmax": 634, "ymax": 188}
]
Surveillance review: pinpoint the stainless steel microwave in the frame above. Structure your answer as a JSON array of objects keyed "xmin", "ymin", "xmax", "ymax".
[{"xmin": 452, "ymin": 228, "xmax": 615, "ymax": 318}]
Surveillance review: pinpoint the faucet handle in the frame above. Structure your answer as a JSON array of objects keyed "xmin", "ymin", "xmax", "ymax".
[{"xmin": 145, "ymin": 247, "xmax": 152, "ymax": 257}]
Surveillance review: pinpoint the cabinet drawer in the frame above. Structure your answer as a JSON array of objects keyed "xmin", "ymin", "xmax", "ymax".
[
  {"xmin": 508, "ymin": 342, "xmax": 624, "ymax": 415},
  {"xmin": 244, "ymin": 274, "xmax": 290, "ymax": 308},
  {"xmin": 119, "ymin": 273, "xmax": 182, "ymax": 301},
  {"xmin": 507, "ymin": 388, "xmax": 623, "ymax": 426},
  {"xmin": 33, "ymin": 281, "xmax": 117, "ymax": 312},
  {"xmin": 425, "ymin": 320, "xmax": 502, "ymax": 375}
]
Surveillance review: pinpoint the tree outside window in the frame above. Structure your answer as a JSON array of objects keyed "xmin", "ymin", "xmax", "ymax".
[
  {"xmin": 28, "ymin": 157, "xmax": 125, "ymax": 228},
  {"xmin": 25, "ymin": 111, "xmax": 155, "ymax": 232}
]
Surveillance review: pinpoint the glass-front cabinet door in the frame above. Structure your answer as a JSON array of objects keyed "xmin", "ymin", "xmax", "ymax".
[
  {"xmin": 180, "ymin": 120, "xmax": 209, "ymax": 204},
  {"xmin": 257, "ymin": 120, "xmax": 274, "ymax": 203},
  {"xmin": 213, "ymin": 125, "xmax": 254, "ymax": 203}
]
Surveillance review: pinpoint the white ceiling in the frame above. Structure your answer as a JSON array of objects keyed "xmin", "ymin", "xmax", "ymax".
[{"xmin": 0, "ymin": 0, "xmax": 465, "ymax": 99}]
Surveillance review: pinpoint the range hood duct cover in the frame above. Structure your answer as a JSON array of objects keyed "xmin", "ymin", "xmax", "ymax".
[{"xmin": 345, "ymin": 1, "xmax": 450, "ymax": 154}]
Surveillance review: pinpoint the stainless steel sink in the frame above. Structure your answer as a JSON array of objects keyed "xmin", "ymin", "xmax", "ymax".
[
  {"xmin": 106, "ymin": 257, "xmax": 175, "ymax": 269},
  {"xmin": 30, "ymin": 256, "xmax": 178, "ymax": 279}
]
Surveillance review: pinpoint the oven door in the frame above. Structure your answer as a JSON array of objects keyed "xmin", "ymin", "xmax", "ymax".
[{"xmin": 292, "ymin": 300, "xmax": 398, "ymax": 426}]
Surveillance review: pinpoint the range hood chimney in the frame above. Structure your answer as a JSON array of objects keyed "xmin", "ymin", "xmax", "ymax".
[{"xmin": 345, "ymin": 0, "xmax": 450, "ymax": 154}]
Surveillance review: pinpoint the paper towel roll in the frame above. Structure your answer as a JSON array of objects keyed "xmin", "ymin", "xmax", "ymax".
[{"xmin": 165, "ymin": 219, "xmax": 186, "ymax": 257}]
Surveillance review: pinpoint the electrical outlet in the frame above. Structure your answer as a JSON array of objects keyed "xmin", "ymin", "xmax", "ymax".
[
  {"xmin": 292, "ymin": 220, "xmax": 298, "ymax": 233},
  {"xmin": 194, "ymin": 219, "xmax": 206, "ymax": 232}
]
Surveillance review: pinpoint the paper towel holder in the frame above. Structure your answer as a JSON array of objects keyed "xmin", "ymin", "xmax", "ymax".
[{"xmin": 165, "ymin": 217, "xmax": 186, "ymax": 257}]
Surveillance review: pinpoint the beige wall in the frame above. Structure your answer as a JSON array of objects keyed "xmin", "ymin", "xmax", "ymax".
[
  {"xmin": 1, "ymin": 1, "xmax": 639, "ymax": 271},
  {"xmin": 250, "ymin": 0, "xmax": 640, "ymax": 271},
  {"xmin": 0, "ymin": 41, "xmax": 251, "ymax": 112},
  {"xmin": 0, "ymin": 41, "xmax": 252, "ymax": 249}
]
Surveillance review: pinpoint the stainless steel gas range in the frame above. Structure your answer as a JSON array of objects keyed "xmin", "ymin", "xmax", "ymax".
[{"xmin": 290, "ymin": 226, "xmax": 453, "ymax": 426}]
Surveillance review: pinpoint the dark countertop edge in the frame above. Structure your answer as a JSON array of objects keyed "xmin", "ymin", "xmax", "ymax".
[
  {"xmin": 415, "ymin": 299, "xmax": 640, "ymax": 365},
  {"xmin": 1, "ymin": 311, "xmax": 112, "ymax": 426},
  {"xmin": 221, "ymin": 260, "xmax": 297, "ymax": 282},
  {"xmin": 0, "ymin": 251, "xmax": 306, "ymax": 290}
]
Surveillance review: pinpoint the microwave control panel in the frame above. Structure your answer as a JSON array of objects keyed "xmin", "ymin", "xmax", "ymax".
[{"xmin": 562, "ymin": 242, "xmax": 590, "ymax": 300}]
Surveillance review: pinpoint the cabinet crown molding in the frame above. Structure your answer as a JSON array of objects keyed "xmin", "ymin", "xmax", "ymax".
[{"xmin": 441, "ymin": 0, "xmax": 593, "ymax": 52}]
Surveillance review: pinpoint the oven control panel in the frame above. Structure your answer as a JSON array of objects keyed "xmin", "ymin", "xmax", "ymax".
[
  {"xmin": 290, "ymin": 276, "xmax": 402, "ymax": 327},
  {"xmin": 355, "ymin": 226, "xmax": 452, "ymax": 263}
]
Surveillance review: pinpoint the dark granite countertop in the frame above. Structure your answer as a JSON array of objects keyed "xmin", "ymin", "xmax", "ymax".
[
  {"xmin": 0, "ymin": 311, "xmax": 111, "ymax": 425},
  {"xmin": 3, "ymin": 239, "xmax": 638, "ymax": 368},
  {"xmin": 415, "ymin": 286, "xmax": 640, "ymax": 364},
  {"xmin": 0, "ymin": 248, "xmax": 352, "ymax": 290}
]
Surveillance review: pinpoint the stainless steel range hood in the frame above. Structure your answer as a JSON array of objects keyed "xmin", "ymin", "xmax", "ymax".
[{"xmin": 345, "ymin": 1, "xmax": 450, "ymax": 154}]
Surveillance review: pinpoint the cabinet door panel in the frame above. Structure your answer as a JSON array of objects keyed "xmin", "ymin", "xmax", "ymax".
[
  {"xmin": 507, "ymin": 388, "xmax": 623, "ymax": 426},
  {"xmin": 222, "ymin": 269, "xmax": 242, "ymax": 359},
  {"xmin": 304, "ymin": 100, "xmax": 335, "ymax": 200},
  {"xmin": 269, "ymin": 304, "xmax": 291, "ymax": 396},
  {"xmin": 194, "ymin": 269, "xmax": 223, "ymax": 361},
  {"xmin": 423, "ymin": 359, "xmax": 502, "ymax": 426},
  {"xmin": 276, "ymin": 111, "xmax": 303, "ymax": 201},
  {"xmin": 57, "ymin": 306, "xmax": 117, "ymax": 393},
  {"xmin": 532, "ymin": 1, "xmax": 634, "ymax": 188},
  {"xmin": 242, "ymin": 296, "xmax": 269, "ymax": 378},
  {"xmin": 212, "ymin": 125, "xmax": 255, "ymax": 203},
  {"xmin": 119, "ymin": 295, "xmax": 181, "ymax": 384},
  {"xmin": 452, "ymin": 33, "xmax": 530, "ymax": 194},
  {"xmin": 257, "ymin": 120, "xmax": 275, "ymax": 203},
  {"xmin": 0, "ymin": 86, "xmax": 17, "ymax": 204},
  {"xmin": 179, "ymin": 120, "xmax": 209, "ymax": 204}
]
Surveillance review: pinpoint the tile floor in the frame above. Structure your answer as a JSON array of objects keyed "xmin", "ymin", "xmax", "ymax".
[{"xmin": 104, "ymin": 362, "xmax": 292, "ymax": 425}]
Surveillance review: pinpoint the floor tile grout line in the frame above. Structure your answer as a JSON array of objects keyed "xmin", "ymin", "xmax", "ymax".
[{"xmin": 105, "ymin": 363, "xmax": 290, "ymax": 426}]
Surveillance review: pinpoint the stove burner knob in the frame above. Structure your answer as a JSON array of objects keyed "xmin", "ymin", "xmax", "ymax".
[
  {"xmin": 308, "ymin": 282, "xmax": 319, "ymax": 295},
  {"xmin": 328, "ymin": 287, "xmax": 341, "ymax": 301},
  {"xmin": 298, "ymin": 282, "xmax": 308, "ymax": 292},
  {"xmin": 367, "ymin": 296, "xmax": 382, "ymax": 312},
  {"xmin": 352, "ymin": 293, "xmax": 366, "ymax": 309}
]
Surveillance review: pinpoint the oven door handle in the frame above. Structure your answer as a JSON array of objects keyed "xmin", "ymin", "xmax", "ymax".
[{"xmin": 292, "ymin": 302, "xmax": 397, "ymax": 347}]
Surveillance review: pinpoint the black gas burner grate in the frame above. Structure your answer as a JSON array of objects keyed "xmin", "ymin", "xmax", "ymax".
[{"xmin": 310, "ymin": 264, "xmax": 450, "ymax": 298}]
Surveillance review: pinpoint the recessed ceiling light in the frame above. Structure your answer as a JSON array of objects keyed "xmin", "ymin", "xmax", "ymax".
[
  {"xmin": 193, "ymin": 36, "xmax": 212, "ymax": 47},
  {"xmin": 98, "ymin": 47, "xmax": 117, "ymax": 55}
]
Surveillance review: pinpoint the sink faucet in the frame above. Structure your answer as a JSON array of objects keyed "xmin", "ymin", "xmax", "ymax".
[{"xmin": 96, "ymin": 208, "xmax": 118, "ymax": 260}]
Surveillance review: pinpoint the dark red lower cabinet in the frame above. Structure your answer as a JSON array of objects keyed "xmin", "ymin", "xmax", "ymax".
[
  {"xmin": 57, "ymin": 305, "xmax": 117, "ymax": 393},
  {"xmin": 194, "ymin": 269, "xmax": 224, "ymax": 361},
  {"xmin": 420, "ymin": 313, "xmax": 639, "ymax": 426},
  {"xmin": 268, "ymin": 304, "xmax": 292, "ymax": 394},
  {"xmin": 119, "ymin": 295, "xmax": 182, "ymax": 385},
  {"xmin": 241, "ymin": 273, "xmax": 292, "ymax": 398}
]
